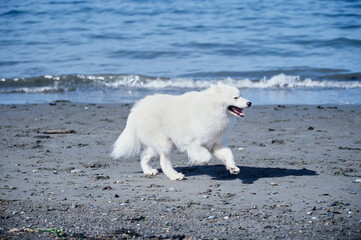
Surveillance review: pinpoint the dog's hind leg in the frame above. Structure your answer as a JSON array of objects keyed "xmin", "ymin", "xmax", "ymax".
[
  {"xmin": 141, "ymin": 147, "xmax": 158, "ymax": 176},
  {"xmin": 212, "ymin": 144, "xmax": 240, "ymax": 174},
  {"xmin": 160, "ymin": 153, "xmax": 184, "ymax": 180},
  {"xmin": 156, "ymin": 139, "xmax": 184, "ymax": 180},
  {"xmin": 186, "ymin": 144, "xmax": 212, "ymax": 165}
]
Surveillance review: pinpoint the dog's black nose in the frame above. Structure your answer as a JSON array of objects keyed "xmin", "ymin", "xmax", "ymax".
[{"xmin": 247, "ymin": 102, "xmax": 252, "ymax": 107}]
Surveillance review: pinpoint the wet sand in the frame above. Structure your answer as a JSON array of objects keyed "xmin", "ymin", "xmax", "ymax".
[{"xmin": 0, "ymin": 103, "xmax": 360, "ymax": 239}]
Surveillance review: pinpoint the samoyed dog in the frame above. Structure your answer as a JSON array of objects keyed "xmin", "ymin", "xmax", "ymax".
[{"xmin": 111, "ymin": 83, "xmax": 251, "ymax": 180}]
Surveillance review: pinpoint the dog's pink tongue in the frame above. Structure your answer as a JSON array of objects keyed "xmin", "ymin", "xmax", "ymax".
[{"xmin": 234, "ymin": 108, "xmax": 244, "ymax": 117}]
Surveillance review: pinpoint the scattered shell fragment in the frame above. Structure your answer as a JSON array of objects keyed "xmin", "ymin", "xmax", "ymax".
[
  {"xmin": 277, "ymin": 204, "xmax": 290, "ymax": 207},
  {"xmin": 167, "ymin": 187, "xmax": 176, "ymax": 192}
]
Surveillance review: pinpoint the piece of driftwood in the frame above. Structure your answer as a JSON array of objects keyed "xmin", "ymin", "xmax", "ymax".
[{"xmin": 43, "ymin": 129, "xmax": 76, "ymax": 134}]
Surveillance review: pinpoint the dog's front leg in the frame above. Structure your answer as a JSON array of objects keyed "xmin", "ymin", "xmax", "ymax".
[
  {"xmin": 187, "ymin": 144, "xmax": 212, "ymax": 165},
  {"xmin": 213, "ymin": 144, "xmax": 240, "ymax": 174}
]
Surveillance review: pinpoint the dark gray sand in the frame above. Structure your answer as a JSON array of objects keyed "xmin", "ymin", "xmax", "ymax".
[{"xmin": 0, "ymin": 103, "xmax": 360, "ymax": 239}]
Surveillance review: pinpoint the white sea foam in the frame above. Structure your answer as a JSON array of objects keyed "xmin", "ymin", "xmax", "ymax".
[
  {"xmin": 10, "ymin": 86, "xmax": 60, "ymax": 93},
  {"xmin": 1, "ymin": 74, "xmax": 360, "ymax": 94},
  {"xmin": 99, "ymin": 74, "xmax": 361, "ymax": 89}
]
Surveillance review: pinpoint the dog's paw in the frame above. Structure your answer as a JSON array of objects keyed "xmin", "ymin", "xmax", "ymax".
[
  {"xmin": 144, "ymin": 169, "xmax": 159, "ymax": 176},
  {"xmin": 169, "ymin": 173, "xmax": 185, "ymax": 181},
  {"xmin": 229, "ymin": 167, "xmax": 240, "ymax": 174}
]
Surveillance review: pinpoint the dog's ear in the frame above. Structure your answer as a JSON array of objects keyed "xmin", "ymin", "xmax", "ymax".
[
  {"xmin": 209, "ymin": 83, "xmax": 219, "ymax": 93},
  {"xmin": 210, "ymin": 82, "xmax": 223, "ymax": 89}
]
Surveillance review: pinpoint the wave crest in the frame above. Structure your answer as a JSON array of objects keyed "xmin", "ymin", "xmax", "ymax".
[
  {"xmin": 1, "ymin": 73, "xmax": 361, "ymax": 93},
  {"xmin": 99, "ymin": 73, "xmax": 361, "ymax": 89}
]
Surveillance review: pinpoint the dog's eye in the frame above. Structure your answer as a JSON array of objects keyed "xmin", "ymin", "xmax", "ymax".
[{"xmin": 234, "ymin": 97, "xmax": 239, "ymax": 100}]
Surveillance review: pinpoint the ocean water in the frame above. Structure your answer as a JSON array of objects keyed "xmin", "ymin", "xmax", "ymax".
[{"xmin": 1, "ymin": 0, "xmax": 361, "ymax": 105}]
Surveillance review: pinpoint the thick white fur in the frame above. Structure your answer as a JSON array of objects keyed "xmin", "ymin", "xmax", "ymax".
[{"xmin": 111, "ymin": 83, "xmax": 251, "ymax": 180}]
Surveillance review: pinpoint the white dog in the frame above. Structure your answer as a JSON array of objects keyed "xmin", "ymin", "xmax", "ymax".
[{"xmin": 111, "ymin": 83, "xmax": 251, "ymax": 180}]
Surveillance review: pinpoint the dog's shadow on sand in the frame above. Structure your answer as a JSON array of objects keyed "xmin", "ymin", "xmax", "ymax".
[{"xmin": 175, "ymin": 165, "xmax": 317, "ymax": 184}]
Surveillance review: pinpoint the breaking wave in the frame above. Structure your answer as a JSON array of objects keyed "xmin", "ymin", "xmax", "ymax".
[{"xmin": 1, "ymin": 73, "xmax": 361, "ymax": 93}]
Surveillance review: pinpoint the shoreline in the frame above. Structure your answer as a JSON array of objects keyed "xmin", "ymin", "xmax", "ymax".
[
  {"xmin": 1, "ymin": 103, "xmax": 360, "ymax": 239},
  {"xmin": 2, "ymin": 99, "xmax": 361, "ymax": 106}
]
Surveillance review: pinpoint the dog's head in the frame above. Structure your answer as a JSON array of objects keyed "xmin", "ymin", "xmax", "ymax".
[{"xmin": 210, "ymin": 82, "xmax": 251, "ymax": 118}]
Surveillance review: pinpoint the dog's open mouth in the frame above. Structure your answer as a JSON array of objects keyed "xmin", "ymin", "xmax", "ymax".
[{"xmin": 228, "ymin": 106, "xmax": 244, "ymax": 117}]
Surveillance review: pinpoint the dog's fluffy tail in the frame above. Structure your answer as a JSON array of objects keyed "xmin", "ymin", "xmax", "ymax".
[{"xmin": 111, "ymin": 119, "xmax": 141, "ymax": 159}]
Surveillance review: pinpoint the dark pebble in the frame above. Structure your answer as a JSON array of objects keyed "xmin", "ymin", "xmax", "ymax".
[
  {"xmin": 102, "ymin": 185, "xmax": 112, "ymax": 190},
  {"xmin": 271, "ymin": 139, "xmax": 285, "ymax": 144}
]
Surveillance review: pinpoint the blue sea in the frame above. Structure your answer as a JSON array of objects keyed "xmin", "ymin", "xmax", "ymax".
[{"xmin": 1, "ymin": 0, "xmax": 361, "ymax": 105}]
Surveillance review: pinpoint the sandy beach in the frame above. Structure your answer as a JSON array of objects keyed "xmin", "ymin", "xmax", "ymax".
[{"xmin": 0, "ymin": 103, "xmax": 360, "ymax": 239}]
